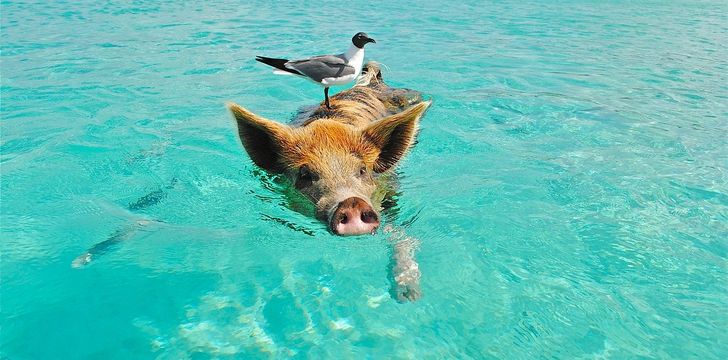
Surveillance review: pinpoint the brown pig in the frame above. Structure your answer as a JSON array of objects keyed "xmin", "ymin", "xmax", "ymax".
[
  {"xmin": 228, "ymin": 63, "xmax": 430, "ymax": 301},
  {"xmin": 228, "ymin": 63, "xmax": 430, "ymax": 236}
]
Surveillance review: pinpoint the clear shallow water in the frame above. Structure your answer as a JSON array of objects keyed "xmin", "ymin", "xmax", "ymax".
[{"xmin": 2, "ymin": 0, "xmax": 727, "ymax": 358}]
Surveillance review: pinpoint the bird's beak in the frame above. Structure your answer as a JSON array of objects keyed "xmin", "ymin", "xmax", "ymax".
[{"xmin": 367, "ymin": 38, "xmax": 376, "ymax": 44}]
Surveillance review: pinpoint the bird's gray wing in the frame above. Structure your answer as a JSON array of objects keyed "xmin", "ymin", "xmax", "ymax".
[{"xmin": 286, "ymin": 55, "xmax": 355, "ymax": 83}]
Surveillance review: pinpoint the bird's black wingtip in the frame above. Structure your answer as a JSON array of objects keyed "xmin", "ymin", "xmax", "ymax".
[
  {"xmin": 255, "ymin": 56, "xmax": 275, "ymax": 65},
  {"xmin": 254, "ymin": 56, "xmax": 301, "ymax": 75},
  {"xmin": 255, "ymin": 55, "xmax": 285, "ymax": 63}
]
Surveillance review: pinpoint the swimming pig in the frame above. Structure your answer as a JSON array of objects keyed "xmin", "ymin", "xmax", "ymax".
[
  {"xmin": 228, "ymin": 63, "xmax": 430, "ymax": 236},
  {"xmin": 229, "ymin": 63, "xmax": 429, "ymax": 301}
]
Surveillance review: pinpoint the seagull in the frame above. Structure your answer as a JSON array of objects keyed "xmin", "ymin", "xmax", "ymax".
[{"xmin": 255, "ymin": 32, "xmax": 376, "ymax": 109}]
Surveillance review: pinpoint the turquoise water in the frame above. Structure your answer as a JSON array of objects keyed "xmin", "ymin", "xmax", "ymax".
[{"xmin": 2, "ymin": 0, "xmax": 727, "ymax": 358}]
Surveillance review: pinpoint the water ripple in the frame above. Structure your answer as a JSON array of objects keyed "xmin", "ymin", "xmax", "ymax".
[{"xmin": 2, "ymin": 0, "xmax": 727, "ymax": 358}]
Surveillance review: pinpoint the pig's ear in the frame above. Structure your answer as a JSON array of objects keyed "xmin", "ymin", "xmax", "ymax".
[
  {"xmin": 227, "ymin": 102, "xmax": 293, "ymax": 173},
  {"xmin": 363, "ymin": 101, "xmax": 431, "ymax": 173}
]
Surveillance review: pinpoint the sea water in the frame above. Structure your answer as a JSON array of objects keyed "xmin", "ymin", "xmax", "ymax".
[{"xmin": 2, "ymin": 0, "xmax": 727, "ymax": 358}]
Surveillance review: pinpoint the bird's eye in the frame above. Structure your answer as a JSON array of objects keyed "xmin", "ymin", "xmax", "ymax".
[{"xmin": 296, "ymin": 166, "xmax": 316, "ymax": 188}]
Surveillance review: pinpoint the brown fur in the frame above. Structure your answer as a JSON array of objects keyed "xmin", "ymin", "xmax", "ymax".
[{"xmin": 228, "ymin": 62, "xmax": 431, "ymax": 226}]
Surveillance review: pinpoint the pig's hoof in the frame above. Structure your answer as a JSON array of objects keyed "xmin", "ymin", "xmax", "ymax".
[
  {"xmin": 395, "ymin": 280, "xmax": 422, "ymax": 302},
  {"xmin": 71, "ymin": 252, "xmax": 92, "ymax": 269},
  {"xmin": 392, "ymin": 260, "xmax": 422, "ymax": 302}
]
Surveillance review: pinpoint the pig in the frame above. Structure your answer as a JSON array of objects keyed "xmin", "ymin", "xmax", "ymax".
[{"xmin": 229, "ymin": 62, "xmax": 430, "ymax": 301}]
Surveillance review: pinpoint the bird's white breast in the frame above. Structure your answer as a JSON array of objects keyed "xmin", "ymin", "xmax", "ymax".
[
  {"xmin": 344, "ymin": 45, "xmax": 365, "ymax": 78},
  {"xmin": 321, "ymin": 73, "xmax": 357, "ymax": 86}
]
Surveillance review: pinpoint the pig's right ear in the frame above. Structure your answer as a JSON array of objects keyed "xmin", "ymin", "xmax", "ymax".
[
  {"xmin": 363, "ymin": 101, "xmax": 431, "ymax": 173},
  {"xmin": 227, "ymin": 102, "xmax": 292, "ymax": 173}
]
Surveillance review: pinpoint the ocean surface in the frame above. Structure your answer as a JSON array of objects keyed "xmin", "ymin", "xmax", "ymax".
[{"xmin": 2, "ymin": 0, "xmax": 727, "ymax": 358}]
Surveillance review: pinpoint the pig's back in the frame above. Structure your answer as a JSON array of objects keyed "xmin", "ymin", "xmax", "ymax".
[{"xmin": 290, "ymin": 81, "xmax": 423, "ymax": 129}]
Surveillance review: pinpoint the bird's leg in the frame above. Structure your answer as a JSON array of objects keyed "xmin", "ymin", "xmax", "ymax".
[{"xmin": 324, "ymin": 87, "xmax": 331, "ymax": 109}]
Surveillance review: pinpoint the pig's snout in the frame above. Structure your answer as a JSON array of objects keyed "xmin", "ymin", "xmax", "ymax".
[{"xmin": 330, "ymin": 197, "xmax": 379, "ymax": 236}]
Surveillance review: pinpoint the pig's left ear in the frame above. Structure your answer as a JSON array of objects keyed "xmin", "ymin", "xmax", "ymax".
[
  {"xmin": 363, "ymin": 101, "xmax": 431, "ymax": 173},
  {"xmin": 227, "ymin": 102, "xmax": 293, "ymax": 173}
]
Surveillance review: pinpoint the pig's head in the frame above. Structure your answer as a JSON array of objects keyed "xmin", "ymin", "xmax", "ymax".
[{"xmin": 228, "ymin": 101, "xmax": 430, "ymax": 236}]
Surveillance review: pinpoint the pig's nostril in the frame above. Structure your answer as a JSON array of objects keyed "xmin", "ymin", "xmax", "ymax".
[
  {"xmin": 331, "ymin": 198, "xmax": 380, "ymax": 235},
  {"xmin": 361, "ymin": 211, "xmax": 378, "ymax": 224}
]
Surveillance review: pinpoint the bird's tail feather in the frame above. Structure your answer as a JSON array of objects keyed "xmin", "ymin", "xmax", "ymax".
[
  {"xmin": 255, "ymin": 56, "xmax": 302, "ymax": 75},
  {"xmin": 273, "ymin": 69, "xmax": 295, "ymax": 76}
]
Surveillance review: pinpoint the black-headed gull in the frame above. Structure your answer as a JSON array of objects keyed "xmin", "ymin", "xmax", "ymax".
[{"xmin": 256, "ymin": 32, "xmax": 376, "ymax": 109}]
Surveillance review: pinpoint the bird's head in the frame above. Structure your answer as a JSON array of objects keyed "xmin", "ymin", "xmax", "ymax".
[{"xmin": 352, "ymin": 32, "xmax": 376, "ymax": 49}]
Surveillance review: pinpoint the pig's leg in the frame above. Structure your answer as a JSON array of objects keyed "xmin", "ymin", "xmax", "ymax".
[
  {"xmin": 71, "ymin": 219, "xmax": 158, "ymax": 268},
  {"xmin": 71, "ymin": 180, "xmax": 176, "ymax": 268},
  {"xmin": 385, "ymin": 226, "xmax": 422, "ymax": 302}
]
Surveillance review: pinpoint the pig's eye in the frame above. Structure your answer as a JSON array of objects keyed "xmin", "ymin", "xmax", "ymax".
[
  {"xmin": 358, "ymin": 166, "xmax": 367, "ymax": 177},
  {"xmin": 296, "ymin": 165, "xmax": 317, "ymax": 188}
]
